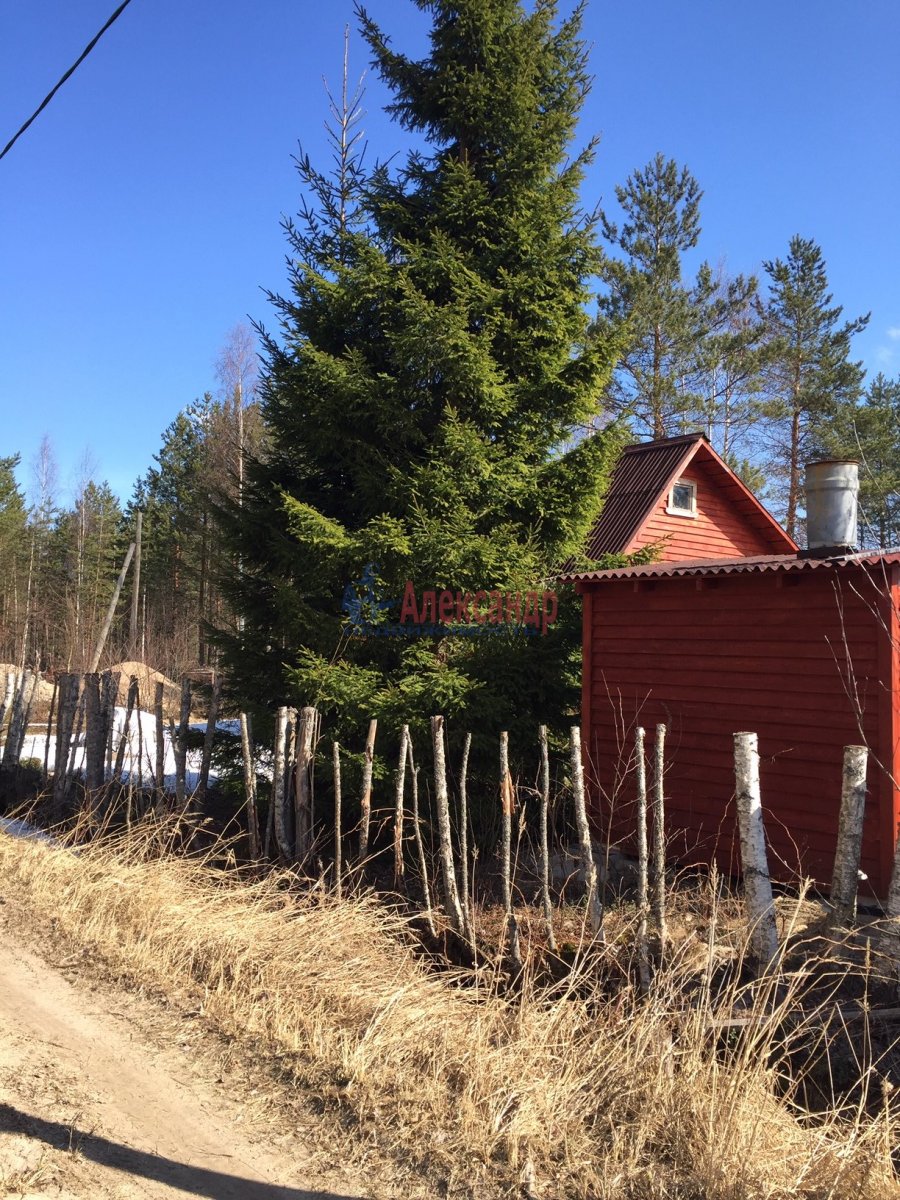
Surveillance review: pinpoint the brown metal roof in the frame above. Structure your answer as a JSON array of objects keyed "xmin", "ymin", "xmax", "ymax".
[
  {"xmin": 565, "ymin": 549, "xmax": 900, "ymax": 585},
  {"xmin": 584, "ymin": 433, "xmax": 701, "ymax": 558}
]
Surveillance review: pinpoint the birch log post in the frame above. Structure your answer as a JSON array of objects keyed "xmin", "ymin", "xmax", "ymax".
[
  {"xmin": 0, "ymin": 669, "xmax": 15, "ymax": 738},
  {"xmin": 358, "ymin": 718, "xmax": 377, "ymax": 865},
  {"xmin": 42, "ymin": 676, "xmax": 58, "ymax": 785},
  {"xmin": 2, "ymin": 670, "xmax": 36, "ymax": 769},
  {"xmin": 409, "ymin": 740, "xmax": 436, "ymax": 938},
  {"xmin": 239, "ymin": 712, "xmax": 260, "ymax": 859},
  {"xmin": 153, "ymin": 682, "xmax": 165, "ymax": 793},
  {"xmin": 733, "ymin": 732, "xmax": 779, "ymax": 970},
  {"xmin": 272, "ymin": 706, "xmax": 291, "ymax": 861},
  {"xmin": 651, "ymin": 723, "xmax": 668, "ymax": 959},
  {"xmin": 294, "ymin": 706, "xmax": 317, "ymax": 862},
  {"xmin": 431, "ymin": 716, "xmax": 465, "ymax": 934},
  {"xmin": 333, "ymin": 740, "xmax": 343, "ymax": 898},
  {"xmin": 174, "ymin": 678, "xmax": 191, "ymax": 808},
  {"xmin": 459, "ymin": 731, "xmax": 472, "ymax": 941},
  {"xmin": 500, "ymin": 731, "xmax": 522, "ymax": 968},
  {"xmin": 52, "ymin": 674, "xmax": 80, "ymax": 814},
  {"xmin": 570, "ymin": 726, "xmax": 603, "ymax": 940},
  {"xmin": 635, "ymin": 725, "xmax": 651, "ymax": 992},
  {"xmin": 393, "ymin": 724, "xmax": 409, "ymax": 883},
  {"xmin": 829, "ymin": 745, "xmax": 869, "ymax": 930},
  {"xmin": 538, "ymin": 725, "xmax": 556, "ymax": 953}
]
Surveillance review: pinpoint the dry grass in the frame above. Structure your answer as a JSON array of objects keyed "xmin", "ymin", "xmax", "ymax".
[{"xmin": 0, "ymin": 823, "xmax": 898, "ymax": 1200}]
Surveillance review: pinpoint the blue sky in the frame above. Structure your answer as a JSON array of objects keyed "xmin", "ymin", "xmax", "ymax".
[{"xmin": 1, "ymin": 0, "xmax": 898, "ymax": 506}]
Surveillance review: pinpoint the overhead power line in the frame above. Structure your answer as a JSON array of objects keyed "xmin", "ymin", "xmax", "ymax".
[{"xmin": 0, "ymin": 0, "xmax": 135, "ymax": 165}]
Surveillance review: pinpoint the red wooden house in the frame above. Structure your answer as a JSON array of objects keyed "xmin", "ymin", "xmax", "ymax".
[
  {"xmin": 583, "ymin": 432, "xmax": 798, "ymax": 561},
  {"xmin": 572, "ymin": 440, "xmax": 900, "ymax": 897}
]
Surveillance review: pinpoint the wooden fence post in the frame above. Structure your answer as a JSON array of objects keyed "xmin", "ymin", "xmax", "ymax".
[
  {"xmin": 42, "ymin": 676, "xmax": 58, "ymax": 786},
  {"xmin": 500, "ymin": 731, "xmax": 522, "ymax": 968},
  {"xmin": 272, "ymin": 706, "xmax": 292, "ymax": 861},
  {"xmin": 333, "ymin": 740, "xmax": 343, "ymax": 898},
  {"xmin": 570, "ymin": 726, "xmax": 603, "ymax": 941},
  {"xmin": 294, "ymin": 706, "xmax": 317, "ymax": 862},
  {"xmin": 240, "ymin": 712, "xmax": 260, "ymax": 859},
  {"xmin": 52, "ymin": 674, "xmax": 80, "ymax": 815},
  {"xmin": 409, "ymin": 737, "xmax": 436, "ymax": 938},
  {"xmin": 358, "ymin": 718, "xmax": 377, "ymax": 864},
  {"xmin": 651, "ymin": 723, "xmax": 668, "ymax": 959},
  {"xmin": 195, "ymin": 676, "xmax": 221, "ymax": 807},
  {"xmin": 431, "ymin": 715, "xmax": 464, "ymax": 935},
  {"xmin": 733, "ymin": 732, "xmax": 779, "ymax": 970},
  {"xmin": 393, "ymin": 724, "xmax": 409, "ymax": 884},
  {"xmin": 83, "ymin": 672, "xmax": 106, "ymax": 793},
  {"xmin": 174, "ymin": 678, "xmax": 191, "ymax": 808},
  {"xmin": 459, "ymin": 731, "xmax": 472, "ymax": 941},
  {"xmin": 635, "ymin": 725, "xmax": 651, "ymax": 992},
  {"xmin": 829, "ymin": 745, "xmax": 868, "ymax": 929},
  {"xmin": 154, "ymin": 682, "xmax": 165, "ymax": 793},
  {"xmin": 538, "ymin": 725, "xmax": 556, "ymax": 954}
]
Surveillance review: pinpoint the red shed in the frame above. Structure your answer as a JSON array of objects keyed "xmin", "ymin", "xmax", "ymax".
[{"xmin": 571, "ymin": 552, "xmax": 900, "ymax": 898}]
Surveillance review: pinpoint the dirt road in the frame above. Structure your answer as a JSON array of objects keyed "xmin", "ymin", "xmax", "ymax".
[{"xmin": 0, "ymin": 922, "xmax": 369, "ymax": 1200}]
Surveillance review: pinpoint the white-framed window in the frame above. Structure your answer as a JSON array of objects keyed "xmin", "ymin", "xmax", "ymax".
[{"xmin": 666, "ymin": 479, "xmax": 697, "ymax": 517}]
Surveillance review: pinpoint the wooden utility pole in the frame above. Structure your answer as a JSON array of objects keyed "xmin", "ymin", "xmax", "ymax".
[{"xmin": 88, "ymin": 542, "xmax": 135, "ymax": 672}]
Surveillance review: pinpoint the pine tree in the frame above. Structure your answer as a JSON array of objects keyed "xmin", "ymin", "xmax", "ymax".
[
  {"xmin": 219, "ymin": 0, "xmax": 621, "ymax": 752},
  {"xmin": 597, "ymin": 154, "xmax": 762, "ymax": 443},
  {"xmin": 817, "ymin": 373, "xmax": 900, "ymax": 548},
  {"xmin": 761, "ymin": 236, "xmax": 869, "ymax": 539}
]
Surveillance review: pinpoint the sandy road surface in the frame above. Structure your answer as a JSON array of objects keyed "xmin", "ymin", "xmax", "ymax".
[{"xmin": 0, "ymin": 925, "xmax": 369, "ymax": 1200}]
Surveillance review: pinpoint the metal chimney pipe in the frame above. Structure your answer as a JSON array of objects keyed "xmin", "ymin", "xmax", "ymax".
[{"xmin": 803, "ymin": 460, "xmax": 859, "ymax": 557}]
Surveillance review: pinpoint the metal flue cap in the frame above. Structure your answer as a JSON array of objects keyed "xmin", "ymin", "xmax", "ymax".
[{"xmin": 803, "ymin": 460, "xmax": 859, "ymax": 557}]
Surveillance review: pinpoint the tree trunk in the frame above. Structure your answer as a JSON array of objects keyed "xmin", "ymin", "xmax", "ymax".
[
  {"xmin": 88, "ymin": 542, "xmax": 135, "ymax": 672},
  {"xmin": 458, "ymin": 730, "xmax": 472, "ymax": 940}
]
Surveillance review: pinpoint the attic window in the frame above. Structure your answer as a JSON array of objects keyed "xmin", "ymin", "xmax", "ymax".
[{"xmin": 667, "ymin": 479, "xmax": 697, "ymax": 517}]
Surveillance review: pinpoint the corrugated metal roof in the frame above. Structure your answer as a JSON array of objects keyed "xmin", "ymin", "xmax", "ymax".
[
  {"xmin": 565, "ymin": 549, "xmax": 900, "ymax": 584},
  {"xmin": 584, "ymin": 434, "xmax": 701, "ymax": 557}
]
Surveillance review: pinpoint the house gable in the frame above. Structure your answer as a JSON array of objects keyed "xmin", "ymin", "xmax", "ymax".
[{"xmin": 585, "ymin": 434, "xmax": 796, "ymax": 563}]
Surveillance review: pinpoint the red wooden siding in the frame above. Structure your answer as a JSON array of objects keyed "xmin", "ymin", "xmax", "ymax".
[
  {"xmin": 628, "ymin": 455, "xmax": 781, "ymax": 562},
  {"xmin": 582, "ymin": 566, "xmax": 898, "ymax": 895}
]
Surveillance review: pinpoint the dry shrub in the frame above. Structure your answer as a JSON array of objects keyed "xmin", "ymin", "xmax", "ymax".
[{"xmin": 0, "ymin": 824, "xmax": 897, "ymax": 1199}]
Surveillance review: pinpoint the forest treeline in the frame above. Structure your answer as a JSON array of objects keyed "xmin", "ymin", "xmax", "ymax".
[{"xmin": 1, "ymin": 0, "xmax": 897, "ymax": 713}]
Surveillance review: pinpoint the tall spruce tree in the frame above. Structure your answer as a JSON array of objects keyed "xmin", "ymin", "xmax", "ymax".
[
  {"xmin": 219, "ymin": 0, "xmax": 621, "ymax": 753},
  {"xmin": 761, "ymin": 235, "xmax": 869, "ymax": 539}
]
